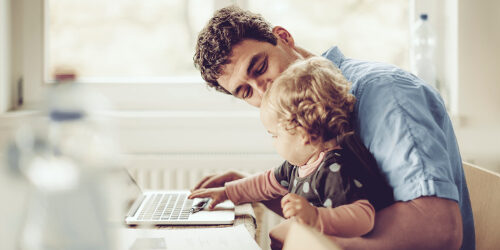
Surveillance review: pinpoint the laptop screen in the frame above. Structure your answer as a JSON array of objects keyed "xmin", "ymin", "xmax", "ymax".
[
  {"xmin": 123, "ymin": 169, "xmax": 143, "ymax": 209},
  {"xmin": 102, "ymin": 168, "xmax": 143, "ymax": 223}
]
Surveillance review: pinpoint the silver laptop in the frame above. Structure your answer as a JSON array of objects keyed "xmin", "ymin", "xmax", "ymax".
[{"xmin": 124, "ymin": 173, "xmax": 235, "ymax": 225}]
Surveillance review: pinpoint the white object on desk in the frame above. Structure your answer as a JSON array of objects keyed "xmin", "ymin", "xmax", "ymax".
[{"xmin": 115, "ymin": 224, "xmax": 261, "ymax": 250}]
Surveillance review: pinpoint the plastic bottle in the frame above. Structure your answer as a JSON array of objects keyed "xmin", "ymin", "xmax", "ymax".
[{"xmin": 412, "ymin": 13, "xmax": 438, "ymax": 89}]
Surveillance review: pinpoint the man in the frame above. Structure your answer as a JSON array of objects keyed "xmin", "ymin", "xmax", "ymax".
[{"xmin": 192, "ymin": 6, "xmax": 473, "ymax": 250}]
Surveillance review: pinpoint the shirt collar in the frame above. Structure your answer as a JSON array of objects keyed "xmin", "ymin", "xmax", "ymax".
[
  {"xmin": 321, "ymin": 46, "xmax": 345, "ymax": 68},
  {"xmin": 298, "ymin": 152, "xmax": 325, "ymax": 178}
]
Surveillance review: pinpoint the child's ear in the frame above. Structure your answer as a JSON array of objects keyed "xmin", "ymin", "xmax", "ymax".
[{"xmin": 296, "ymin": 127, "xmax": 312, "ymax": 145}]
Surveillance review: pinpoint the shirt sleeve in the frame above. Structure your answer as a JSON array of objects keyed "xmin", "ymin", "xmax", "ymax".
[
  {"xmin": 316, "ymin": 199, "xmax": 375, "ymax": 237},
  {"xmin": 224, "ymin": 169, "xmax": 289, "ymax": 205},
  {"xmin": 353, "ymin": 70, "xmax": 460, "ymax": 202}
]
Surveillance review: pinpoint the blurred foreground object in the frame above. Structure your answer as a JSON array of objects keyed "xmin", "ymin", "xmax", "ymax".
[
  {"xmin": 283, "ymin": 221, "xmax": 341, "ymax": 250},
  {"xmin": 7, "ymin": 69, "xmax": 127, "ymax": 250}
]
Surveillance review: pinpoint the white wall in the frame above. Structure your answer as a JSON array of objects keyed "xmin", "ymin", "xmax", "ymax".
[
  {"xmin": 454, "ymin": 0, "xmax": 500, "ymax": 172},
  {"xmin": 0, "ymin": 0, "xmax": 12, "ymax": 113},
  {"xmin": 0, "ymin": 0, "xmax": 22, "ymax": 113}
]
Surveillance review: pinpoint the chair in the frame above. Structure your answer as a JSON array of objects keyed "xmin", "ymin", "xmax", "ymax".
[{"xmin": 463, "ymin": 162, "xmax": 500, "ymax": 250}]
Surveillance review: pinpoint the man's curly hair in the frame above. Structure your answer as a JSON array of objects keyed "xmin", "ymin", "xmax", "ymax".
[
  {"xmin": 193, "ymin": 6, "xmax": 277, "ymax": 94},
  {"xmin": 262, "ymin": 56, "xmax": 356, "ymax": 145}
]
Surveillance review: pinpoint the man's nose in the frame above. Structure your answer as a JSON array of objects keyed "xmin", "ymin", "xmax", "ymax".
[{"xmin": 251, "ymin": 78, "xmax": 270, "ymax": 96}]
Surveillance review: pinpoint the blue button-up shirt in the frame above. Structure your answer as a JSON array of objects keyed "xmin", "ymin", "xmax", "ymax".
[{"xmin": 323, "ymin": 46, "xmax": 474, "ymax": 249}]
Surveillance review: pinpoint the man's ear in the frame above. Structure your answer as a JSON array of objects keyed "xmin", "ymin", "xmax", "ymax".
[{"xmin": 272, "ymin": 26, "xmax": 295, "ymax": 47}]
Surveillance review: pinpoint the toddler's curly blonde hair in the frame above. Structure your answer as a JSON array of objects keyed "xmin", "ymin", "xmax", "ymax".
[{"xmin": 262, "ymin": 56, "xmax": 356, "ymax": 144}]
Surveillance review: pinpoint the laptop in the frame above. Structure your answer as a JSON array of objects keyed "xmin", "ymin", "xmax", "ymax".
[{"xmin": 123, "ymin": 171, "xmax": 235, "ymax": 226}]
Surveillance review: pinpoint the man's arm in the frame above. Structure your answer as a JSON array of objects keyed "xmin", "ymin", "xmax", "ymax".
[{"xmin": 330, "ymin": 196, "xmax": 463, "ymax": 250}]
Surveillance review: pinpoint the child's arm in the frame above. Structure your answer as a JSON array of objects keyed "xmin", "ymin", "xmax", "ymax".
[
  {"xmin": 316, "ymin": 199, "xmax": 375, "ymax": 237},
  {"xmin": 188, "ymin": 187, "xmax": 228, "ymax": 209},
  {"xmin": 281, "ymin": 194, "xmax": 375, "ymax": 237},
  {"xmin": 224, "ymin": 169, "xmax": 289, "ymax": 205},
  {"xmin": 190, "ymin": 167, "xmax": 289, "ymax": 208}
]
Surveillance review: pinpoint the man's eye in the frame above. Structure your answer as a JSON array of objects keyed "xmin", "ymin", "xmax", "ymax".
[
  {"xmin": 255, "ymin": 58, "xmax": 267, "ymax": 75},
  {"xmin": 242, "ymin": 88, "xmax": 253, "ymax": 99}
]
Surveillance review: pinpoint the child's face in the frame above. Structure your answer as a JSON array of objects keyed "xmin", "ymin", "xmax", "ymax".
[{"xmin": 260, "ymin": 107, "xmax": 310, "ymax": 166}]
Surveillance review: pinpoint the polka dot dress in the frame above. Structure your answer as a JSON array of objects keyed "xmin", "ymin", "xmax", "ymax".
[{"xmin": 274, "ymin": 149, "xmax": 369, "ymax": 209}]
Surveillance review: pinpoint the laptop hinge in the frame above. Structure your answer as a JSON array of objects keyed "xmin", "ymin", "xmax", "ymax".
[{"xmin": 127, "ymin": 194, "xmax": 146, "ymax": 218}]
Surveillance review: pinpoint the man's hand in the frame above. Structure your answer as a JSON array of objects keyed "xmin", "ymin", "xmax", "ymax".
[
  {"xmin": 188, "ymin": 187, "xmax": 229, "ymax": 209},
  {"xmin": 192, "ymin": 170, "xmax": 248, "ymax": 191},
  {"xmin": 281, "ymin": 193, "xmax": 319, "ymax": 229}
]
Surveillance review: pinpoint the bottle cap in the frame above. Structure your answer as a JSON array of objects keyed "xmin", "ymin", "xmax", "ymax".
[{"xmin": 53, "ymin": 66, "xmax": 77, "ymax": 83}]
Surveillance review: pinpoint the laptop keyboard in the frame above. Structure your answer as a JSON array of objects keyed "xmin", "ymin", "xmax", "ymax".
[{"xmin": 137, "ymin": 193, "xmax": 193, "ymax": 221}]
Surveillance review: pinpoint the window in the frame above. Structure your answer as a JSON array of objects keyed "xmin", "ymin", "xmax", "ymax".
[
  {"xmin": 248, "ymin": 0, "xmax": 409, "ymax": 69},
  {"xmin": 18, "ymin": 0, "xmax": 409, "ymax": 111},
  {"xmin": 46, "ymin": 0, "xmax": 408, "ymax": 81},
  {"xmin": 46, "ymin": 0, "xmax": 215, "ymax": 81}
]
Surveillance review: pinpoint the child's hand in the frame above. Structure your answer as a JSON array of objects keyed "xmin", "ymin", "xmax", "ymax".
[
  {"xmin": 281, "ymin": 193, "xmax": 319, "ymax": 229},
  {"xmin": 188, "ymin": 187, "xmax": 228, "ymax": 209}
]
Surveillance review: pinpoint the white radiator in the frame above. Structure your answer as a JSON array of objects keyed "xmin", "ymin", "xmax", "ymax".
[{"xmin": 125, "ymin": 153, "xmax": 285, "ymax": 250}]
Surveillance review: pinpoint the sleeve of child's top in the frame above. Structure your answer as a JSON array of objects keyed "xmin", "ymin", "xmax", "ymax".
[
  {"xmin": 316, "ymin": 199, "xmax": 375, "ymax": 237},
  {"xmin": 273, "ymin": 161, "xmax": 295, "ymax": 189},
  {"xmin": 224, "ymin": 169, "xmax": 289, "ymax": 205}
]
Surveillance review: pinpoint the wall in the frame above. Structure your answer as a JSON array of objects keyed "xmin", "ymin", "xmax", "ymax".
[
  {"xmin": 455, "ymin": 0, "xmax": 500, "ymax": 172},
  {"xmin": 0, "ymin": 0, "xmax": 12, "ymax": 113}
]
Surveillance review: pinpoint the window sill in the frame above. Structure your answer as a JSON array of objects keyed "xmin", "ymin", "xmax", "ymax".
[{"xmin": 0, "ymin": 109, "xmax": 272, "ymax": 154}]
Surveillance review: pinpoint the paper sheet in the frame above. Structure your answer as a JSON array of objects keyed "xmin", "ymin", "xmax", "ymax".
[{"xmin": 114, "ymin": 224, "xmax": 261, "ymax": 250}]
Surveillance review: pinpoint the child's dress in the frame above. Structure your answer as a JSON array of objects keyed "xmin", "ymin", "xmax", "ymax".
[{"xmin": 225, "ymin": 148, "xmax": 394, "ymax": 237}]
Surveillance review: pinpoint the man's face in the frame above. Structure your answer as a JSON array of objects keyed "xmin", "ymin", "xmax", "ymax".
[{"xmin": 217, "ymin": 31, "xmax": 302, "ymax": 107}]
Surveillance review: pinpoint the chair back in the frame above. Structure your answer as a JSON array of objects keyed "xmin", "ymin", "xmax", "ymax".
[
  {"xmin": 283, "ymin": 221, "xmax": 341, "ymax": 250},
  {"xmin": 463, "ymin": 162, "xmax": 500, "ymax": 250}
]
